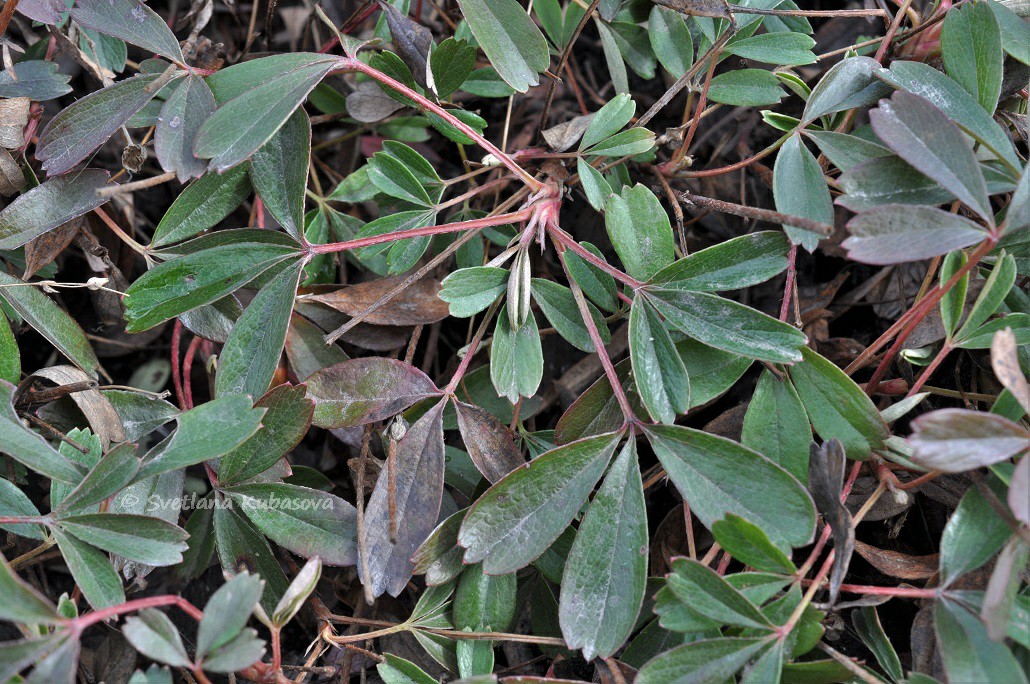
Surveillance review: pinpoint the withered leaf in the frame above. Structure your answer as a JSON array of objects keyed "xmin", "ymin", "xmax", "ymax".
[
  {"xmin": 808, "ymin": 439, "xmax": 854, "ymax": 604},
  {"xmin": 304, "ymin": 277, "xmax": 450, "ymax": 327},
  {"xmin": 23, "ymin": 218, "xmax": 82, "ymax": 279},
  {"xmin": 379, "ymin": 0, "xmax": 434, "ymax": 92},
  {"xmin": 853, "ymin": 540, "xmax": 938, "ymax": 580},
  {"xmin": 455, "ymin": 401, "xmax": 524, "ymax": 483},
  {"xmin": 991, "ymin": 327, "xmax": 1029, "ymax": 415},
  {"xmin": 23, "ymin": 365, "xmax": 125, "ymax": 448},
  {"xmin": 0, "ymin": 97, "xmax": 29, "ymax": 149},
  {"xmin": 359, "ymin": 400, "xmax": 446, "ymax": 598}
]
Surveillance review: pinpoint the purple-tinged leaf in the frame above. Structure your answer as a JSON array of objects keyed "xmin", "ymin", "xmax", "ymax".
[
  {"xmin": 379, "ymin": 1, "xmax": 433, "ymax": 91},
  {"xmin": 0, "ymin": 169, "xmax": 108, "ymax": 250},
  {"xmin": 156, "ymin": 75, "xmax": 215, "ymax": 182},
  {"xmin": 70, "ymin": 0, "xmax": 185, "ymax": 64},
  {"xmin": 910, "ymin": 409, "xmax": 1028, "ymax": 472},
  {"xmin": 936, "ymin": 598, "xmax": 1027, "ymax": 683},
  {"xmin": 360, "ymin": 401, "xmax": 446, "ymax": 597},
  {"xmin": 306, "ymin": 357, "xmax": 438, "ymax": 429},
  {"xmin": 803, "ymin": 56, "xmax": 889, "ymax": 121},
  {"xmin": 808, "ymin": 439, "xmax": 854, "ymax": 604},
  {"xmin": 37, "ymin": 74, "xmax": 171, "ymax": 176},
  {"xmin": 250, "ymin": 108, "xmax": 310, "ymax": 239},
  {"xmin": 455, "ymin": 402, "xmax": 524, "ymax": 483},
  {"xmin": 16, "ymin": 0, "xmax": 63, "ymax": 24},
  {"xmin": 843, "ymin": 205, "xmax": 988, "ymax": 265},
  {"xmin": 870, "ymin": 91, "xmax": 992, "ymax": 223}
]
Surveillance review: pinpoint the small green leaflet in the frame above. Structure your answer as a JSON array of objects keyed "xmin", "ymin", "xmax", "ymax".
[{"xmin": 455, "ymin": 0, "xmax": 550, "ymax": 93}]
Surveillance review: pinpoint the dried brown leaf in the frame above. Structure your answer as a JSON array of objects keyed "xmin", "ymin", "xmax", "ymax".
[
  {"xmin": 455, "ymin": 401, "xmax": 524, "ymax": 482},
  {"xmin": 23, "ymin": 218, "xmax": 82, "ymax": 279},
  {"xmin": 853, "ymin": 540, "xmax": 938, "ymax": 580},
  {"xmin": 991, "ymin": 327, "xmax": 1030, "ymax": 415},
  {"xmin": 304, "ymin": 277, "xmax": 450, "ymax": 327}
]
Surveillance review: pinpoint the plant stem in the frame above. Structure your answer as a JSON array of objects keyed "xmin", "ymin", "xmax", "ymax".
[
  {"xmin": 340, "ymin": 57, "xmax": 547, "ymax": 193},
  {"xmin": 675, "ymin": 191, "xmax": 834, "ymax": 237},
  {"xmin": 907, "ymin": 342, "xmax": 953, "ymax": 397},
  {"xmin": 70, "ymin": 595, "xmax": 204, "ymax": 632},
  {"xmin": 308, "ymin": 207, "xmax": 533, "ymax": 255},
  {"xmin": 780, "ymin": 243, "xmax": 798, "ymax": 323},
  {"xmin": 97, "ymin": 171, "xmax": 177, "ymax": 197},
  {"xmin": 444, "ymin": 299, "xmax": 502, "ymax": 395},
  {"xmin": 548, "ymin": 226, "xmax": 642, "ymax": 288},
  {"xmin": 556, "ymin": 242, "xmax": 636, "ymax": 426}
]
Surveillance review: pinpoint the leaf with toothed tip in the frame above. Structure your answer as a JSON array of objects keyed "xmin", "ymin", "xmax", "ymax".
[{"xmin": 69, "ymin": 0, "xmax": 185, "ymax": 64}]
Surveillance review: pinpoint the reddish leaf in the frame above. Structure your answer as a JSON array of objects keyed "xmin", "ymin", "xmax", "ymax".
[
  {"xmin": 853, "ymin": 540, "xmax": 938, "ymax": 580},
  {"xmin": 306, "ymin": 358, "xmax": 438, "ymax": 428},
  {"xmin": 360, "ymin": 401, "xmax": 446, "ymax": 597},
  {"xmin": 303, "ymin": 277, "xmax": 450, "ymax": 326},
  {"xmin": 455, "ymin": 401, "xmax": 524, "ymax": 483}
]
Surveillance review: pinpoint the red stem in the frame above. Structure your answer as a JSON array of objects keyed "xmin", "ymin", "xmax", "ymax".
[
  {"xmin": 182, "ymin": 335, "xmax": 202, "ymax": 410},
  {"xmin": 906, "ymin": 342, "xmax": 952, "ymax": 397},
  {"xmin": 171, "ymin": 319, "xmax": 186, "ymax": 410},
  {"xmin": 339, "ymin": 58, "xmax": 546, "ymax": 193},
  {"xmin": 548, "ymin": 226, "xmax": 643, "ymax": 289},
  {"xmin": 555, "ymin": 241, "xmax": 637, "ymax": 426},
  {"xmin": 308, "ymin": 207, "xmax": 533, "ymax": 255},
  {"xmin": 70, "ymin": 595, "xmax": 204, "ymax": 632},
  {"xmin": 779, "ymin": 243, "xmax": 798, "ymax": 322}
]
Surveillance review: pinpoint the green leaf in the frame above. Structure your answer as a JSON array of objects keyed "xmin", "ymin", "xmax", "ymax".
[
  {"xmin": 910, "ymin": 408, "xmax": 1028, "ymax": 472},
  {"xmin": 69, "ymin": 0, "xmax": 184, "ymax": 63},
  {"xmin": 939, "ymin": 475, "xmax": 1012, "ymax": 585},
  {"xmin": 607, "ymin": 21, "xmax": 655, "ymax": 79},
  {"xmin": 251, "ymin": 108, "xmax": 310, "ymax": 238},
  {"xmin": 605, "ymin": 184, "xmax": 674, "ymax": 281},
  {"xmin": 789, "ymin": 346, "xmax": 889, "ymax": 460},
  {"xmin": 707, "ymin": 69, "xmax": 784, "ymax": 107},
  {"xmin": 666, "ymin": 558, "xmax": 773, "ymax": 629},
  {"xmin": 773, "ymin": 133, "xmax": 833, "ymax": 251},
  {"xmin": 271, "ymin": 556, "xmax": 321, "ymax": 627},
  {"xmin": 56, "ymin": 513, "xmax": 188, "ymax": 566},
  {"xmin": 219, "ymin": 383, "xmax": 313, "ymax": 485},
  {"xmin": 360, "ymin": 403, "xmax": 445, "ymax": 597},
  {"xmin": 490, "ymin": 304, "xmax": 544, "ymax": 403},
  {"xmin": 55, "ymin": 443, "xmax": 140, "ymax": 514},
  {"xmin": 458, "ymin": 432, "xmax": 621, "ymax": 574},
  {"xmin": 156, "ymin": 75, "xmax": 216, "ymax": 182},
  {"xmin": 878, "ymin": 60, "xmax": 1020, "ymax": 172},
  {"xmin": 598, "ymin": 21, "xmax": 629, "ymax": 94},
  {"xmin": 36, "ymin": 73, "xmax": 169, "ymax": 175},
  {"xmin": 368, "ymin": 150, "xmax": 434, "ymax": 207},
  {"xmin": 195, "ymin": 54, "xmax": 339, "ymax": 172},
  {"xmin": 649, "ymin": 231, "xmax": 789, "ymax": 291},
  {"xmin": 0, "ymin": 476, "xmax": 45, "ymax": 540},
  {"xmin": 151, "ymin": 164, "xmax": 252, "ymax": 247},
  {"xmin": 936, "ymin": 598, "xmax": 1027, "ymax": 684},
  {"xmin": 104, "ymin": 389, "xmax": 179, "ymax": 442},
  {"xmin": 51, "ymin": 428, "xmax": 101, "ymax": 512},
  {"xmin": 741, "ymin": 367, "xmax": 810, "ymax": 482},
  {"xmin": 0, "ymin": 380, "xmax": 85, "ymax": 483},
  {"xmin": 196, "ymin": 571, "xmax": 264, "ymax": 658},
  {"xmin": 582, "ymin": 127, "xmax": 655, "ymax": 158},
  {"xmin": 0, "ymin": 170, "xmax": 109, "ymax": 250},
  {"xmin": 454, "ymin": 563, "xmax": 516, "ymax": 631},
  {"xmin": 212, "ymin": 505, "xmax": 288, "ymax": 614},
  {"xmin": 629, "ymin": 296, "xmax": 690, "ymax": 424},
  {"xmin": 637, "ymin": 637, "xmax": 769, "ymax": 684},
  {"xmin": 987, "ymin": 0, "xmax": 1030, "ymax": 64},
  {"xmin": 805, "ymin": 130, "xmax": 892, "ymax": 171},
  {"xmin": 378, "ymin": 654, "xmax": 438, "ymax": 684},
  {"xmin": 0, "ymin": 314, "xmax": 18, "ymax": 384},
  {"xmin": 843, "ymin": 205, "xmax": 988, "ymax": 265},
  {"xmin": 123, "ymin": 240, "xmax": 301, "ymax": 332},
  {"xmin": 941, "ymin": 1, "xmax": 1003, "ymax": 113},
  {"xmin": 455, "ymin": 0, "xmax": 550, "ymax": 93},
  {"xmin": 803, "ymin": 56, "xmax": 889, "ymax": 121},
  {"xmin": 215, "ymin": 261, "xmax": 303, "ymax": 400},
  {"xmin": 644, "ymin": 424, "xmax": 815, "ymax": 548},
  {"xmin": 306, "ymin": 357, "xmax": 438, "ymax": 428},
  {"xmin": 413, "ymin": 509, "xmax": 466, "ymax": 585},
  {"xmin": 0, "ymin": 60, "xmax": 71, "ymax": 100},
  {"xmin": 564, "ymin": 241, "xmax": 618, "ymax": 312},
  {"xmin": 532, "ymin": 278, "xmax": 610, "ymax": 352},
  {"xmin": 870, "ymin": 91, "xmax": 992, "ymax": 223},
  {"xmin": 644, "ymin": 288, "xmax": 807, "ymax": 364},
  {"xmin": 726, "ymin": 32, "xmax": 816, "ymax": 66},
  {"xmin": 712, "ymin": 514, "xmax": 797, "ymax": 574},
  {"xmin": 460, "ymin": 67, "xmax": 515, "ymax": 98},
  {"xmin": 0, "ymin": 552, "xmax": 57, "ymax": 624},
  {"xmin": 576, "ymin": 159, "xmax": 615, "ymax": 211},
  {"xmin": 649, "ymin": 6, "xmax": 693, "ymax": 78},
  {"xmin": 955, "ymin": 252, "xmax": 1017, "ymax": 343},
  {"xmin": 138, "ymin": 395, "xmax": 266, "ymax": 479},
  {"xmin": 430, "ymin": 38, "xmax": 478, "ymax": 99},
  {"xmin": 224, "ymin": 483, "xmax": 357, "ymax": 566},
  {"xmin": 123, "ymin": 609, "xmax": 191, "ymax": 668},
  {"xmin": 201, "ymin": 629, "xmax": 265, "ymax": 673},
  {"xmin": 438, "ymin": 267, "xmax": 508, "ymax": 317},
  {"xmin": 852, "ymin": 606, "xmax": 903, "ymax": 682},
  {"xmin": 52, "ymin": 526, "xmax": 125, "ymax": 609},
  {"xmin": 580, "ymin": 94, "xmax": 635, "ymax": 151},
  {"xmin": 560, "ymin": 440, "xmax": 647, "ymax": 660}
]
